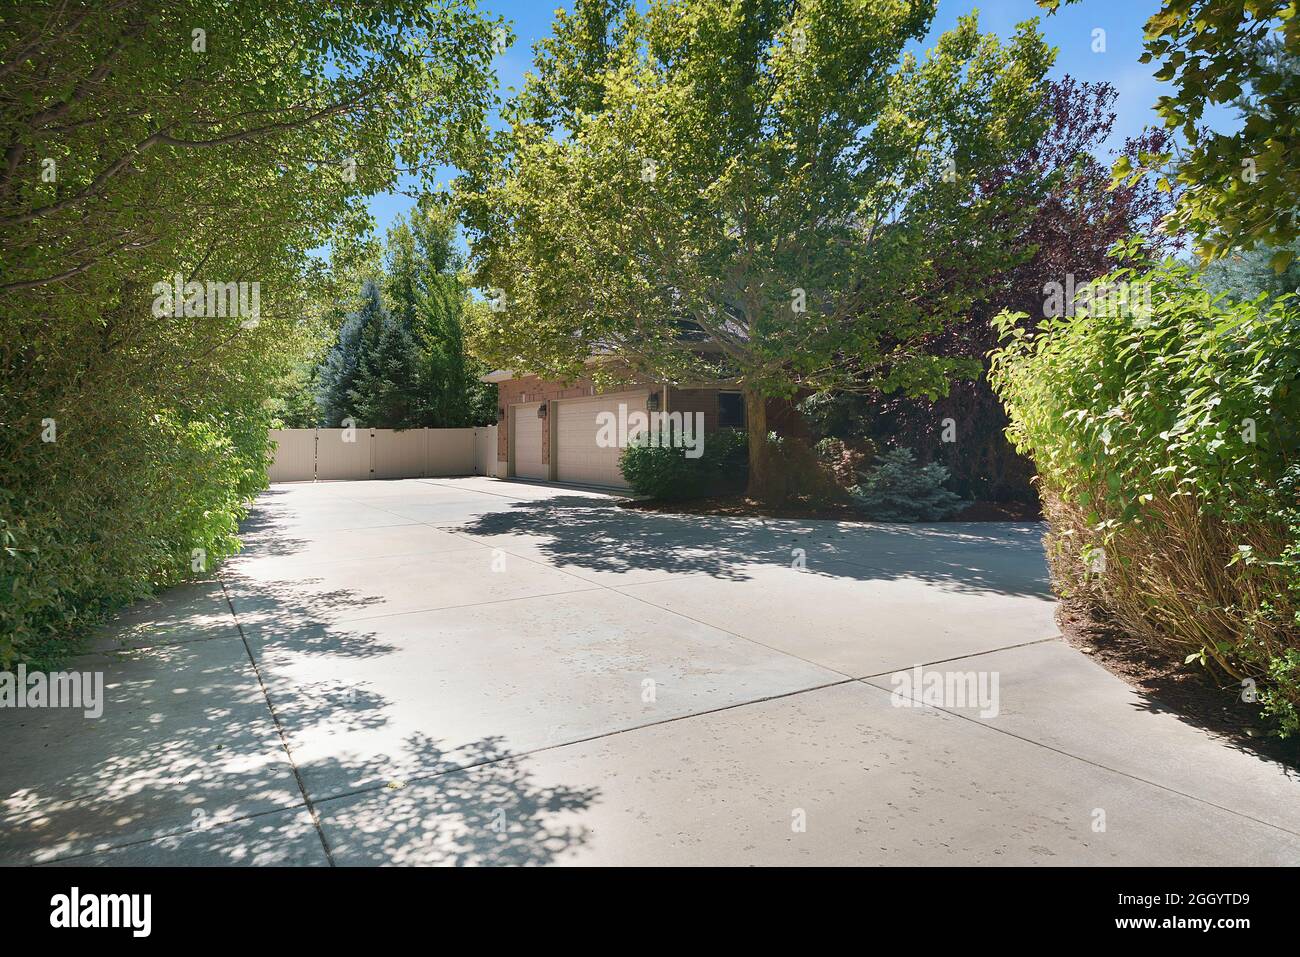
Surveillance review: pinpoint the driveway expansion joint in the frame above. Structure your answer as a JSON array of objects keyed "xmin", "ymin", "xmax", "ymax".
[{"xmin": 219, "ymin": 577, "xmax": 337, "ymax": 867}]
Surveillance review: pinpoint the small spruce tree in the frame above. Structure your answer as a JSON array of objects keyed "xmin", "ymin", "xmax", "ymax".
[{"xmin": 850, "ymin": 448, "xmax": 965, "ymax": 522}]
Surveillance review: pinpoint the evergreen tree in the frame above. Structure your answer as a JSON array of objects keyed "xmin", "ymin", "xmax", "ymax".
[
  {"xmin": 311, "ymin": 199, "xmax": 499, "ymax": 430},
  {"xmin": 385, "ymin": 197, "xmax": 497, "ymax": 428},
  {"xmin": 1202, "ymin": 242, "xmax": 1300, "ymax": 306},
  {"xmin": 315, "ymin": 280, "xmax": 385, "ymax": 427},
  {"xmin": 351, "ymin": 306, "xmax": 423, "ymax": 428}
]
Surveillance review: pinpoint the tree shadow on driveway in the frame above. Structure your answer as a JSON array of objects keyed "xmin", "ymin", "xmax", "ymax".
[
  {"xmin": 455, "ymin": 495, "xmax": 1054, "ymax": 598},
  {"xmin": 311, "ymin": 733, "xmax": 599, "ymax": 866},
  {"xmin": 6, "ymin": 541, "xmax": 597, "ymax": 866},
  {"xmin": 3, "ymin": 624, "xmax": 598, "ymax": 866}
]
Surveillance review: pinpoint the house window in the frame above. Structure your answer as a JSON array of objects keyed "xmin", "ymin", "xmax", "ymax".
[{"xmin": 718, "ymin": 392, "xmax": 745, "ymax": 429}]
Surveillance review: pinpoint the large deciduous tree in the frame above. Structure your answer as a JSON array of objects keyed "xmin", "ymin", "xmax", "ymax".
[
  {"xmin": 459, "ymin": 0, "xmax": 1055, "ymax": 497},
  {"xmin": 803, "ymin": 77, "xmax": 1184, "ymax": 501},
  {"xmin": 0, "ymin": 1, "xmax": 498, "ymax": 663}
]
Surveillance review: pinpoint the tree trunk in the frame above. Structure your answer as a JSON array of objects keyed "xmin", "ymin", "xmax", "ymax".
[{"xmin": 743, "ymin": 388, "xmax": 772, "ymax": 501}]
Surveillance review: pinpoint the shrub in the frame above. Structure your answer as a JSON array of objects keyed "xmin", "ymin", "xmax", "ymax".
[
  {"xmin": 990, "ymin": 258, "xmax": 1300, "ymax": 736},
  {"xmin": 0, "ymin": 406, "xmax": 273, "ymax": 669},
  {"xmin": 765, "ymin": 434, "xmax": 849, "ymax": 505},
  {"xmin": 849, "ymin": 448, "xmax": 966, "ymax": 521},
  {"xmin": 619, "ymin": 441, "xmax": 708, "ymax": 500},
  {"xmin": 619, "ymin": 428, "xmax": 747, "ymax": 500},
  {"xmin": 814, "ymin": 437, "xmax": 874, "ymax": 488},
  {"xmin": 706, "ymin": 428, "xmax": 750, "ymax": 493}
]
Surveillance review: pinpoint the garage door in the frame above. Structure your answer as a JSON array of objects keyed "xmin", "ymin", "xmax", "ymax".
[
  {"xmin": 511, "ymin": 402, "xmax": 547, "ymax": 480},
  {"xmin": 556, "ymin": 392, "xmax": 648, "ymax": 488}
]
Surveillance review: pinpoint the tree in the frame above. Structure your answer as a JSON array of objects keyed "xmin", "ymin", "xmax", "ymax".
[
  {"xmin": 0, "ymin": 1, "xmax": 499, "ymax": 663},
  {"xmin": 352, "ymin": 302, "xmax": 424, "ymax": 429},
  {"xmin": 1202, "ymin": 240, "xmax": 1300, "ymax": 304},
  {"xmin": 459, "ymin": 0, "xmax": 1055, "ymax": 498},
  {"xmin": 803, "ymin": 77, "xmax": 1184, "ymax": 501},
  {"xmin": 1042, "ymin": 0, "xmax": 1299, "ymax": 263},
  {"xmin": 317, "ymin": 280, "xmax": 387, "ymax": 427},
  {"xmin": 385, "ymin": 197, "xmax": 495, "ymax": 428},
  {"xmin": 311, "ymin": 203, "xmax": 499, "ymax": 430},
  {"xmin": 268, "ymin": 362, "xmax": 323, "ymax": 429}
]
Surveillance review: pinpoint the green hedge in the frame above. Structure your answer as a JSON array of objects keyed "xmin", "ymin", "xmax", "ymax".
[
  {"xmin": 1, "ymin": 406, "xmax": 272, "ymax": 669},
  {"xmin": 0, "ymin": 0, "xmax": 499, "ymax": 668},
  {"xmin": 991, "ymin": 259, "xmax": 1300, "ymax": 736},
  {"xmin": 619, "ymin": 428, "xmax": 748, "ymax": 500}
]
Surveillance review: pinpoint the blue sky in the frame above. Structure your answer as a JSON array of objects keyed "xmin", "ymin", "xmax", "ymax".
[{"xmin": 365, "ymin": 0, "xmax": 1229, "ymax": 238}]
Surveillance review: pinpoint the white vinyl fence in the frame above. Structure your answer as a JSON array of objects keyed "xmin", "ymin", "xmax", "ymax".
[
  {"xmin": 315, "ymin": 427, "xmax": 373, "ymax": 481},
  {"xmin": 268, "ymin": 426, "xmax": 498, "ymax": 483},
  {"xmin": 267, "ymin": 429, "xmax": 316, "ymax": 483}
]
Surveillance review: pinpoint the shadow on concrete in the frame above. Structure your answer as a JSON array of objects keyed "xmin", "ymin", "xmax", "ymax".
[
  {"xmin": 313, "ymin": 733, "xmax": 598, "ymax": 866},
  {"xmin": 1059, "ymin": 600, "xmax": 1300, "ymax": 770},
  {"xmin": 455, "ymin": 495, "xmax": 1053, "ymax": 598},
  {"xmin": 221, "ymin": 578, "xmax": 394, "ymax": 660},
  {"xmin": 6, "ymin": 482, "xmax": 1049, "ymax": 865},
  {"xmin": 0, "ymin": 637, "xmax": 305, "ymax": 866},
  {"xmin": 6, "ymin": 595, "xmax": 598, "ymax": 866}
]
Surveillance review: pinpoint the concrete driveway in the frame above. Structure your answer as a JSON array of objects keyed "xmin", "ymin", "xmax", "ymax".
[{"xmin": 4, "ymin": 477, "xmax": 1298, "ymax": 865}]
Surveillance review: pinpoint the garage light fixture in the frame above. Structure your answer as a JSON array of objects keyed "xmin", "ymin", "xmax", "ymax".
[
  {"xmin": 537, "ymin": 404, "xmax": 548, "ymax": 418},
  {"xmin": 646, "ymin": 392, "xmax": 661, "ymax": 411}
]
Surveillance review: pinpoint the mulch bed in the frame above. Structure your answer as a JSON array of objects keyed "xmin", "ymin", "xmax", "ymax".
[
  {"xmin": 619, "ymin": 496, "xmax": 1043, "ymax": 522},
  {"xmin": 1057, "ymin": 598, "xmax": 1299, "ymax": 767},
  {"xmin": 951, "ymin": 499, "xmax": 1042, "ymax": 521},
  {"xmin": 619, "ymin": 495, "xmax": 863, "ymax": 521}
]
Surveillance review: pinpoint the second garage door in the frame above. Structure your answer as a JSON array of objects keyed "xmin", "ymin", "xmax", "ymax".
[
  {"xmin": 511, "ymin": 402, "xmax": 547, "ymax": 480},
  {"xmin": 556, "ymin": 392, "xmax": 648, "ymax": 488}
]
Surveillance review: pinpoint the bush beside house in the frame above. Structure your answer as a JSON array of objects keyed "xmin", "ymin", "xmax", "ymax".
[
  {"xmin": 620, "ymin": 430, "xmax": 747, "ymax": 500},
  {"xmin": 620, "ymin": 427, "xmax": 968, "ymax": 524}
]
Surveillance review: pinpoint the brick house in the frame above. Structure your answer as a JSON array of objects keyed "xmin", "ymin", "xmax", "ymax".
[{"xmin": 482, "ymin": 369, "xmax": 806, "ymax": 489}]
